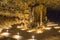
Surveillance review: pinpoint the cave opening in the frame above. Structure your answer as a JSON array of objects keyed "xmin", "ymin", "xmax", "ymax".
[{"xmin": 47, "ymin": 7, "xmax": 60, "ymax": 24}]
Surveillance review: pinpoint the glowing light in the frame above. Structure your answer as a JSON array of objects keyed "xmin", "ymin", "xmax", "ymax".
[
  {"xmin": 36, "ymin": 30, "xmax": 43, "ymax": 34},
  {"xmin": 1, "ymin": 32, "xmax": 10, "ymax": 37},
  {"xmin": 27, "ymin": 35, "xmax": 36, "ymax": 40},
  {"xmin": 27, "ymin": 29, "xmax": 35, "ymax": 32},
  {"xmin": 54, "ymin": 26, "xmax": 60, "ymax": 29},
  {"xmin": 27, "ymin": 39, "xmax": 36, "ymax": 40},
  {"xmin": 0, "ymin": 29, "xmax": 10, "ymax": 37},
  {"xmin": 20, "ymin": 28, "xmax": 27, "ymax": 30},
  {"xmin": 58, "ymin": 30, "xmax": 60, "ymax": 33},
  {"xmin": 17, "ymin": 26, "xmax": 23, "ymax": 29},
  {"xmin": 12, "ymin": 33, "xmax": 22, "ymax": 40},
  {"xmin": 44, "ymin": 27, "xmax": 52, "ymax": 30},
  {"xmin": 47, "ymin": 23, "xmax": 58, "ymax": 26},
  {"xmin": 32, "ymin": 35, "xmax": 35, "ymax": 39},
  {"xmin": 12, "ymin": 35, "xmax": 22, "ymax": 39}
]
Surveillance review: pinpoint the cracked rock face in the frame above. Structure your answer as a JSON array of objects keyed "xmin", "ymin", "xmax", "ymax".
[
  {"xmin": 0, "ymin": 0, "xmax": 60, "ymax": 29},
  {"xmin": 26, "ymin": 0, "xmax": 60, "ymax": 10},
  {"xmin": 0, "ymin": 0, "xmax": 31, "ymax": 29}
]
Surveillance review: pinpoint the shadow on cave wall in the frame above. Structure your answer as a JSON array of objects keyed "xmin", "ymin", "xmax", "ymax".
[{"xmin": 47, "ymin": 7, "xmax": 60, "ymax": 23}]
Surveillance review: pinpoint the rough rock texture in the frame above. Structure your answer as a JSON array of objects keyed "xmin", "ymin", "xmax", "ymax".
[{"xmin": 0, "ymin": 0, "xmax": 60, "ymax": 29}]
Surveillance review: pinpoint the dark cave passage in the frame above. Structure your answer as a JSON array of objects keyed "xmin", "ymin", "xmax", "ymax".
[{"xmin": 47, "ymin": 8, "xmax": 60, "ymax": 23}]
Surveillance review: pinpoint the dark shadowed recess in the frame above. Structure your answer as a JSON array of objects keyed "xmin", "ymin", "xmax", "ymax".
[{"xmin": 47, "ymin": 7, "xmax": 60, "ymax": 23}]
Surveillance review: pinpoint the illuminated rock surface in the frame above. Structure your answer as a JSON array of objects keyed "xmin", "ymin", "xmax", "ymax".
[{"xmin": 0, "ymin": 0, "xmax": 60, "ymax": 40}]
